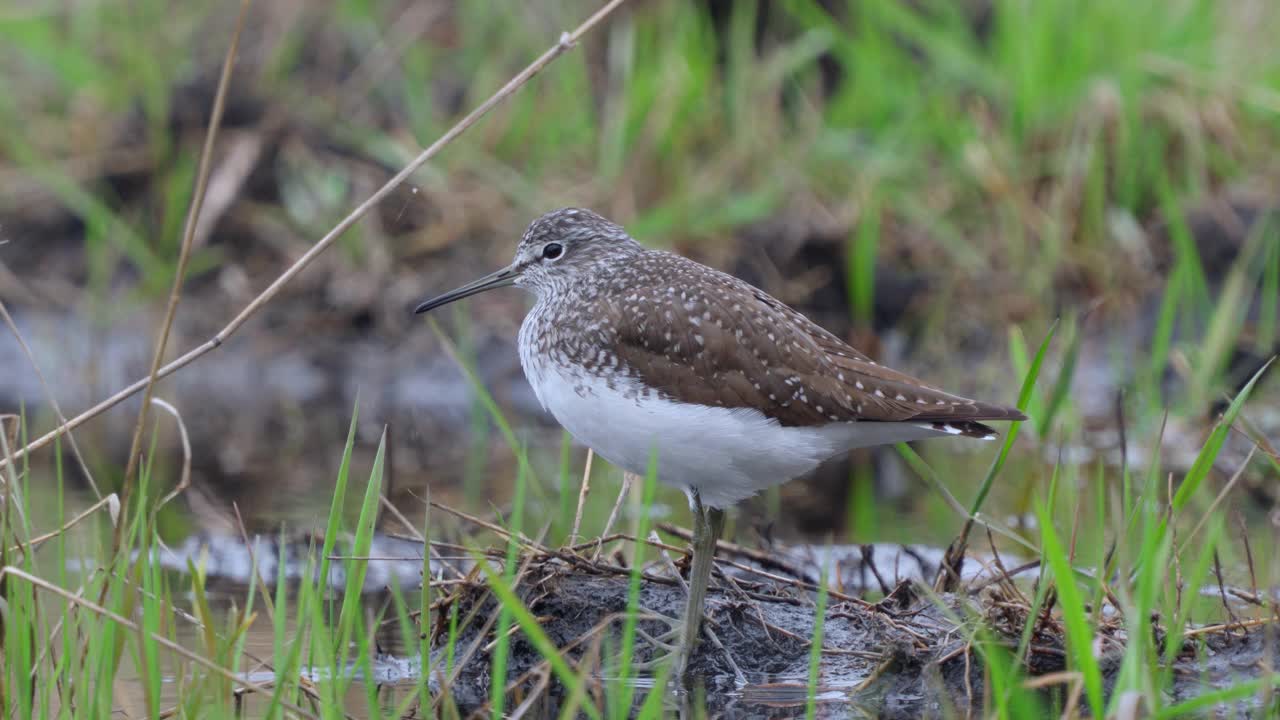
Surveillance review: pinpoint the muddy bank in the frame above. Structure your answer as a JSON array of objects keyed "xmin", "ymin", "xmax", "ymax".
[
  {"xmin": 426, "ymin": 555, "xmax": 1278, "ymax": 717},
  {"xmin": 141, "ymin": 528, "xmax": 1280, "ymax": 717}
]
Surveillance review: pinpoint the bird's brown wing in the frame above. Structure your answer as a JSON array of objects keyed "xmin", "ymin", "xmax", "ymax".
[{"xmin": 602, "ymin": 260, "xmax": 1026, "ymax": 428}]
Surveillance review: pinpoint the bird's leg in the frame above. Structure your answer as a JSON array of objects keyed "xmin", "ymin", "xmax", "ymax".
[
  {"xmin": 674, "ymin": 492, "xmax": 724, "ymax": 677},
  {"xmin": 631, "ymin": 500, "xmax": 746, "ymax": 685}
]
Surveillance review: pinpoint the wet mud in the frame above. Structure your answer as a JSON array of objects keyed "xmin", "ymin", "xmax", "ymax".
[
  {"xmin": 153, "ymin": 530, "xmax": 1280, "ymax": 718},
  {"xmin": 430, "ymin": 561, "xmax": 1278, "ymax": 718}
]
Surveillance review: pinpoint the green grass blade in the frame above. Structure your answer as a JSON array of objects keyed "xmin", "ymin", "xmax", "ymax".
[
  {"xmin": 490, "ymin": 452, "xmax": 528, "ymax": 716},
  {"xmin": 1170, "ymin": 359, "xmax": 1272, "ymax": 514},
  {"xmin": 1151, "ymin": 675, "xmax": 1280, "ymax": 719},
  {"xmin": 1037, "ymin": 315, "xmax": 1080, "ymax": 439},
  {"xmin": 335, "ymin": 428, "xmax": 387, "ymax": 684},
  {"xmin": 966, "ymin": 321, "xmax": 1057, "ymax": 520},
  {"xmin": 618, "ymin": 461, "xmax": 659, "ymax": 712},
  {"xmin": 804, "ymin": 554, "xmax": 831, "ymax": 720},
  {"xmin": 1037, "ymin": 499, "xmax": 1104, "ymax": 716},
  {"xmin": 318, "ymin": 402, "xmax": 361, "ymax": 606}
]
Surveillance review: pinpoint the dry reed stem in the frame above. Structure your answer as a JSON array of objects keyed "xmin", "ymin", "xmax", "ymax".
[
  {"xmin": 231, "ymin": 501, "xmax": 277, "ymax": 624},
  {"xmin": 428, "ymin": 497, "xmax": 546, "ymax": 553},
  {"xmin": 381, "ymin": 494, "xmax": 425, "ymax": 542},
  {"xmin": 506, "ymin": 668, "xmax": 552, "ymax": 720},
  {"xmin": 658, "ymin": 521, "xmax": 810, "ymax": 577},
  {"xmin": 0, "ymin": 407, "xmax": 29, "ymax": 530},
  {"xmin": 122, "ymin": 0, "xmax": 251, "ymax": 490},
  {"xmin": 593, "ymin": 471, "xmax": 633, "ymax": 561},
  {"xmin": 571, "ymin": 448, "xmax": 594, "ymax": 544},
  {"xmin": 0, "ymin": 0, "xmax": 631, "ymax": 472},
  {"xmin": 0, "ymin": 298, "xmax": 100, "ymax": 497},
  {"xmin": 151, "ymin": 397, "xmax": 192, "ymax": 513},
  {"xmin": 4, "ymin": 492, "xmax": 117, "ymax": 556},
  {"xmin": 1180, "ymin": 445, "xmax": 1257, "ymax": 555},
  {"xmin": 1183, "ymin": 615, "xmax": 1280, "ymax": 639}
]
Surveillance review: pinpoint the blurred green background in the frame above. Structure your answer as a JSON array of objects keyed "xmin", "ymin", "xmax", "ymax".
[{"xmin": 1, "ymin": 0, "xmax": 1277, "ymax": 547}]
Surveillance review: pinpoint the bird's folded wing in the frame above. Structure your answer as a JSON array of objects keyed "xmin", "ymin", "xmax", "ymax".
[{"xmin": 603, "ymin": 266, "xmax": 1025, "ymax": 428}]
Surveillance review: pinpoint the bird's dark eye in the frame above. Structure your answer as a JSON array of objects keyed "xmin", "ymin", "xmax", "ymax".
[{"xmin": 542, "ymin": 243, "xmax": 563, "ymax": 260}]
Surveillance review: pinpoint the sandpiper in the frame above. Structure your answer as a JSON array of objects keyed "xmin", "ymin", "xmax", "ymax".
[{"xmin": 415, "ymin": 208, "xmax": 1025, "ymax": 678}]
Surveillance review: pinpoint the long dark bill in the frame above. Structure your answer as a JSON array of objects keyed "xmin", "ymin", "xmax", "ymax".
[{"xmin": 414, "ymin": 265, "xmax": 518, "ymax": 314}]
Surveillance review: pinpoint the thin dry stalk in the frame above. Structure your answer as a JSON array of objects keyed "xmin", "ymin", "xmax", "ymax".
[
  {"xmin": 935, "ymin": 642, "xmax": 969, "ymax": 666},
  {"xmin": 1179, "ymin": 446, "xmax": 1257, "ymax": 554},
  {"xmin": 4, "ymin": 492, "xmax": 117, "ymax": 556},
  {"xmin": 658, "ymin": 522, "xmax": 811, "ymax": 578},
  {"xmin": 505, "ymin": 667, "xmax": 552, "ymax": 720},
  {"xmin": 967, "ymin": 559, "xmax": 1042, "ymax": 594},
  {"xmin": 381, "ymin": 494, "xmax": 425, "ymax": 542},
  {"xmin": 860, "ymin": 544, "xmax": 893, "ymax": 596},
  {"xmin": 572, "ymin": 532, "xmax": 691, "ymax": 560},
  {"xmin": 1020, "ymin": 670, "xmax": 1085, "ymax": 691},
  {"xmin": 0, "ymin": 0, "xmax": 631, "ymax": 473},
  {"xmin": 713, "ymin": 553, "xmax": 872, "ymax": 607},
  {"xmin": 1183, "ymin": 615, "xmax": 1280, "ymax": 639},
  {"xmin": 0, "ymin": 410, "xmax": 30, "ymax": 530},
  {"xmin": 1229, "ymin": 403, "xmax": 1280, "ymax": 462},
  {"xmin": 981, "ymin": 526, "xmax": 1029, "ymax": 604},
  {"xmin": 570, "ymin": 448, "xmax": 594, "ymax": 545},
  {"xmin": 1238, "ymin": 512, "xmax": 1259, "ymax": 599},
  {"xmin": 853, "ymin": 651, "xmax": 899, "ymax": 693},
  {"xmin": 231, "ymin": 501, "xmax": 277, "ymax": 624},
  {"xmin": 490, "ymin": 607, "xmax": 647, "ymax": 717},
  {"xmin": 0, "ymin": 298, "xmax": 100, "ymax": 497},
  {"xmin": 385, "ymin": 503, "xmax": 469, "ymax": 581},
  {"xmin": 1212, "ymin": 550, "xmax": 1241, "ymax": 627},
  {"xmin": 151, "ymin": 398, "xmax": 192, "ymax": 513},
  {"xmin": 428, "ymin": 498, "xmax": 547, "ymax": 554},
  {"xmin": 122, "ymin": 0, "xmax": 251, "ymax": 490},
  {"xmin": 593, "ymin": 471, "xmax": 633, "ymax": 561}
]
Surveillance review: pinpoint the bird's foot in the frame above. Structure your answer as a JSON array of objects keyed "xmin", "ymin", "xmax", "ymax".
[
  {"xmin": 627, "ymin": 611, "xmax": 685, "ymax": 673},
  {"xmin": 626, "ymin": 606, "xmax": 747, "ymax": 686}
]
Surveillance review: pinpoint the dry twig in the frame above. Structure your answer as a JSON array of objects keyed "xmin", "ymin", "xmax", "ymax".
[{"xmin": 122, "ymin": 0, "xmax": 251, "ymax": 491}]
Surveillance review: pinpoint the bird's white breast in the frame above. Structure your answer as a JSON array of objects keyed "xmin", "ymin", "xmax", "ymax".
[{"xmin": 522, "ymin": 357, "xmax": 910, "ymax": 508}]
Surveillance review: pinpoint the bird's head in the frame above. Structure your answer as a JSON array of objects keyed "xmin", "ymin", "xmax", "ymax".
[{"xmin": 414, "ymin": 207, "xmax": 641, "ymax": 313}]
